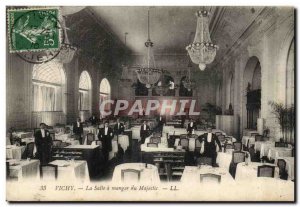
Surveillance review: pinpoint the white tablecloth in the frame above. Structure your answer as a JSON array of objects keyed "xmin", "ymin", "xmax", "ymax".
[
  {"xmin": 12, "ymin": 132, "xmax": 33, "ymax": 139},
  {"xmin": 217, "ymin": 152, "xmax": 233, "ymax": 169},
  {"xmin": 235, "ymin": 162, "xmax": 279, "ymax": 182},
  {"xmin": 49, "ymin": 160, "xmax": 89, "ymax": 182},
  {"xmin": 275, "ymin": 157, "xmax": 294, "ymax": 180},
  {"xmin": 268, "ymin": 147, "xmax": 293, "ymax": 160},
  {"xmin": 181, "ymin": 166, "xmax": 234, "ymax": 184},
  {"xmin": 241, "ymin": 136, "xmax": 255, "ymax": 147},
  {"xmin": 7, "ymin": 159, "xmax": 40, "ymax": 181},
  {"xmin": 254, "ymin": 141, "xmax": 274, "ymax": 153},
  {"xmin": 130, "ymin": 126, "xmax": 141, "ymax": 141},
  {"xmin": 117, "ymin": 135, "xmax": 129, "ymax": 151},
  {"xmin": 112, "ymin": 163, "xmax": 160, "ymax": 183},
  {"xmin": 6, "ymin": 145, "xmax": 26, "ymax": 159}
]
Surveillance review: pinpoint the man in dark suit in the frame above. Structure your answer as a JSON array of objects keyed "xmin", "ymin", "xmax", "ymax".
[
  {"xmin": 114, "ymin": 118, "xmax": 125, "ymax": 136},
  {"xmin": 187, "ymin": 118, "xmax": 197, "ymax": 134},
  {"xmin": 140, "ymin": 120, "xmax": 150, "ymax": 144},
  {"xmin": 89, "ymin": 114, "xmax": 100, "ymax": 125},
  {"xmin": 98, "ymin": 121, "xmax": 114, "ymax": 164},
  {"xmin": 157, "ymin": 115, "xmax": 165, "ymax": 133},
  {"xmin": 198, "ymin": 128, "xmax": 222, "ymax": 167},
  {"xmin": 73, "ymin": 117, "xmax": 83, "ymax": 144},
  {"xmin": 34, "ymin": 123, "xmax": 53, "ymax": 165}
]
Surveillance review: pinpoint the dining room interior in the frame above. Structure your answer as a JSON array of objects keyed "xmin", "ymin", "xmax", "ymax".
[{"xmin": 5, "ymin": 5, "xmax": 295, "ymax": 200}]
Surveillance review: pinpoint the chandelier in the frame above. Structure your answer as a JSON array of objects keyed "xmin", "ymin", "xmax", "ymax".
[
  {"xmin": 119, "ymin": 32, "xmax": 132, "ymax": 85},
  {"xmin": 186, "ymin": 10, "xmax": 218, "ymax": 71},
  {"xmin": 135, "ymin": 9, "xmax": 162, "ymax": 89},
  {"xmin": 183, "ymin": 59, "xmax": 196, "ymax": 91}
]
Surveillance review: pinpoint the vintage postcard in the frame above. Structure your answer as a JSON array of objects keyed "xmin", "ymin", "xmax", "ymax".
[{"xmin": 5, "ymin": 5, "xmax": 295, "ymax": 202}]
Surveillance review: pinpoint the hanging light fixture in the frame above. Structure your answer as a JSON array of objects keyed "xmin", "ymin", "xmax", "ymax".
[
  {"xmin": 119, "ymin": 32, "xmax": 132, "ymax": 85},
  {"xmin": 186, "ymin": 9, "xmax": 218, "ymax": 71},
  {"xmin": 135, "ymin": 8, "xmax": 162, "ymax": 89},
  {"xmin": 183, "ymin": 56, "xmax": 196, "ymax": 91}
]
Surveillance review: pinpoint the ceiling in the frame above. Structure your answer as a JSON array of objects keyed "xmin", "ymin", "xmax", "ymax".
[{"xmin": 87, "ymin": 6, "xmax": 264, "ymax": 67}]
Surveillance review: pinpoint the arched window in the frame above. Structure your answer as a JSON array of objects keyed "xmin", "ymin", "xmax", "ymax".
[
  {"xmin": 78, "ymin": 71, "xmax": 92, "ymax": 111},
  {"xmin": 32, "ymin": 61, "xmax": 65, "ymax": 111},
  {"xmin": 99, "ymin": 78, "xmax": 111, "ymax": 115},
  {"xmin": 286, "ymin": 39, "xmax": 294, "ymax": 106}
]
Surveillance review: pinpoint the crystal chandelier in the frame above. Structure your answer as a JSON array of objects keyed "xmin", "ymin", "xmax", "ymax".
[
  {"xmin": 135, "ymin": 9, "xmax": 162, "ymax": 89},
  {"xmin": 119, "ymin": 32, "xmax": 132, "ymax": 85},
  {"xmin": 186, "ymin": 10, "xmax": 218, "ymax": 71},
  {"xmin": 183, "ymin": 59, "xmax": 196, "ymax": 91}
]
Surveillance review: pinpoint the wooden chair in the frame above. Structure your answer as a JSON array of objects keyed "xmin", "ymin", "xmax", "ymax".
[
  {"xmin": 224, "ymin": 144, "xmax": 233, "ymax": 152},
  {"xmin": 196, "ymin": 157, "xmax": 212, "ymax": 166},
  {"xmin": 40, "ymin": 164, "xmax": 58, "ymax": 180},
  {"xmin": 251, "ymin": 133, "xmax": 259, "ymax": 137},
  {"xmin": 257, "ymin": 165, "xmax": 275, "ymax": 178},
  {"xmin": 65, "ymin": 127, "xmax": 71, "ymax": 134},
  {"xmin": 275, "ymin": 142, "xmax": 288, "ymax": 147},
  {"xmin": 232, "ymin": 151, "xmax": 246, "ymax": 164},
  {"xmin": 150, "ymin": 137, "xmax": 161, "ymax": 144},
  {"xmin": 218, "ymin": 135, "xmax": 225, "ymax": 143},
  {"xmin": 86, "ymin": 133, "xmax": 95, "ymax": 145},
  {"xmin": 25, "ymin": 142, "xmax": 35, "ymax": 159},
  {"xmin": 233, "ymin": 142, "xmax": 242, "ymax": 151},
  {"xmin": 121, "ymin": 169, "xmax": 141, "ymax": 182},
  {"xmin": 255, "ymin": 135, "xmax": 263, "ymax": 141},
  {"xmin": 180, "ymin": 134, "xmax": 187, "ymax": 139},
  {"xmin": 200, "ymin": 173, "xmax": 221, "ymax": 183},
  {"xmin": 49, "ymin": 132, "xmax": 55, "ymax": 141},
  {"xmin": 180, "ymin": 138, "xmax": 189, "ymax": 150},
  {"xmin": 52, "ymin": 140, "xmax": 62, "ymax": 148},
  {"xmin": 147, "ymin": 143, "xmax": 158, "ymax": 148},
  {"xmin": 277, "ymin": 159, "xmax": 288, "ymax": 180}
]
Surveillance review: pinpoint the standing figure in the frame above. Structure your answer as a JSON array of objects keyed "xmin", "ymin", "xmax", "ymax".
[
  {"xmin": 198, "ymin": 128, "xmax": 222, "ymax": 167},
  {"xmin": 73, "ymin": 117, "xmax": 83, "ymax": 144},
  {"xmin": 98, "ymin": 121, "xmax": 114, "ymax": 164},
  {"xmin": 140, "ymin": 120, "xmax": 150, "ymax": 144},
  {"xmin": 114, "ymin": 118, "xmax": 125, "ymax": 136},
  {"xmin": 34, "ymin": 123, "xmax": 53, "ymax": 165},
  {"xmin": 89, "ymin": 114, "xmax": 100, "ymax": 125},
  {"xmin": 157, "ymin": 115, "xmax": 165, "ymax": 134},
  {"xmin": 187, "ymin": 118, "xmax": 197, "ymax": 134}
]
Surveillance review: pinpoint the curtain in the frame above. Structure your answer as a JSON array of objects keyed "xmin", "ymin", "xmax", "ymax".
[
  {"xmin": 79, "ymin": 90, "xmax": 89, "ymax": 110},
  {"xmin": 33, "ymin": 83, "xmax": 58, "ymax": 111}
]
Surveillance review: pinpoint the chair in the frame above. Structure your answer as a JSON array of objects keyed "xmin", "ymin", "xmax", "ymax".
[
  {"xmin": 257, "ymin": 165, "xmax": 275, "ymax": 178},
  {"xmin": 86, "ymin": 133, "xmax": 95, "ymax": 145},
  {"xmin": 49, "ymin": 132, "xmax": 55, "ymax": 141},
  {"xmin": 25, "ymin": 142, "xmax": 35, "ymax": 158},
  {"xmin": 180, "ymin": 134, "xmax": 187, "ymax": 139},
  {"xmin": 121, "ymin": 169, "xmax": 141, "ymax": 182},
  {"xmin": 196, "ymin": 157, "xmax": 212, "ymax": 166},
  {"xmin": 224, "ymin": 144, "xmax": 233, "ymax": 152},
  {"xmin": 52, "ymin": 140, "xmax": 62, "ymax": 148},
  {"xmin": 150, "ymin": 137, "xmax": 161, "ymax": 144},
  {"xmin": 275, "ymin": 142, "xmax": 288, "ymax": 147},
  {"xmin": 6, "ymin": 162, "xmax": 9, "ymax": 179},
  {"xmin": 277, "ymin": 159, "xmax": 288, "ymax": 180},
  {"xmin": 232, "ymin": 151, "xmax": 246, "ymax": 164},
  {"xmin": 200, "ymin": 173, "xmax": 221, "ymax": 183},
  {"xmin": 251, "ymin": 133, "xmax": 259, "ymax": 137},
  {"xmin": 215, "ymin": 132, "xmax": 222, "ymax": 137},
  {"xmin": 95, "ymin": 140, "xmax": 102, "ymax": 146},
  {"xmin": 65, "ymin": 127, "xmax": 71, "ymax": 134},
  {"xmin": 255, "ymin": 135, "xmax": 263, "ymax": 141},
  {"xmin": 195, "ymin": 139, "xmax": 202, "ymax": 152},
  {"xmin": 233, "ymin": 142, "xmax": 242, "ymax": 151},
  {"xmin": 147, "ymin": 143, "xmax": 158, "ymax": 148},
  {"xmin": 40, "ymin": 164, "xmax": 58, "ymax": 180},
  {"xmin": 180, "ymin": 138, "xmax": 189, "ymax": 150},
  {"xmin": 218, "ymin": 135, "xmax": 225, "ymax": 143}
]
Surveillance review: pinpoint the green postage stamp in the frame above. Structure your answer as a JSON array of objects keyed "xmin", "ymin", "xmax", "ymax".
[{"xmin": 8, "ymin": 8, "xmax": 61, "ymax": 53}]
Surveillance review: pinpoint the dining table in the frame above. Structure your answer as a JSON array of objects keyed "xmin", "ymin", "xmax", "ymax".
[
  {"xmin": 6, "ymin": 145, "xmax": 26, "ymax": 159},
  {"xmin": 7, "ymin": 159, "xmax": 40, "ymax": 181}
]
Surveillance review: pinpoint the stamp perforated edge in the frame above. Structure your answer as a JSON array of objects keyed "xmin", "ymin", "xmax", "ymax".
[{"xmin": 7, "ymin": 6, "xmax": 63, "ymax": 53}]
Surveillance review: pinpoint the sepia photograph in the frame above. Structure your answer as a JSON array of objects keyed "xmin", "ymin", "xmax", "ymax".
[{"xmin": 4, "ymin": 3, "xmax": 295, "ymax": 202}]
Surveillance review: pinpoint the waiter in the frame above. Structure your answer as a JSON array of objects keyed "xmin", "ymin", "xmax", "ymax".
[
  {"xmin": 187, "ymin": 118, "xmax": 197, "ymax": 134},
  {"xmin": 73, "ymin": 117, "xmax": 83, "ymax": 144},
  {"xmin": 198, "ymin": 128, "xmax": 222, "ymax": 167},
  {"xmin": 157, "ymin": 115, "xmax": 165, "ymax": 133},
  {"xmin": 114, "ymin": 118, "xmax": 125, "ymax": 136},
  {"xmin": 98, "ymin": 121, "xmax": 114, "ymax": 164},
  {"xmin": 34, "ymin": 123, "xmax": 53, "ymax": 165},
  {"xmin": 140, "ymin": 120, "xmax": 150, "ymax": 144}
]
